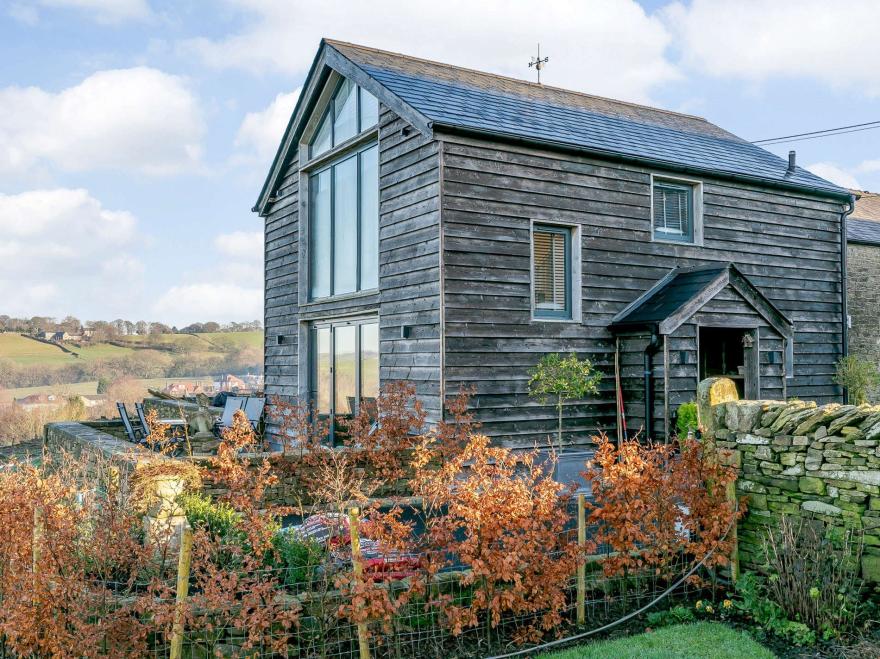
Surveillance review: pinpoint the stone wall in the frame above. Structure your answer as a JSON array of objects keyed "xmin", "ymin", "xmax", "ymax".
[
  {"xmin": 701, "ymin": 380, "xmax": 880, "ymax": 582},
  {"xmin": 44, "ymin": 421, "xmax": 198, "ymax": 545}
]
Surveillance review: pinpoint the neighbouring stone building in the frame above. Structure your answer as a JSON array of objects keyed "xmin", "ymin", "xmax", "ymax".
[{"xmin": 847, "ymin": 190, "xmax": 880, "ymax": 376}]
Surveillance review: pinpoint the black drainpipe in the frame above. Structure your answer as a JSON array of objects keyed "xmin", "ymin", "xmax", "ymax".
[{"xmin": 644, "ymin": 329, "xmax": 662, "ymax": 440}]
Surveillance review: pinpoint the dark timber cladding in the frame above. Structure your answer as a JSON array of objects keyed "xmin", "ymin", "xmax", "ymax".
[
  {"xmin": 258, "ymin": 40, "xmax": 851, "ymax": 449},
  {"xmin": 262, "ymin": 101, "xmax": 442, "ymax": 426},
  {"xmin": 438, "ymin": 132, "xmax": 845, "ymax": 446}
]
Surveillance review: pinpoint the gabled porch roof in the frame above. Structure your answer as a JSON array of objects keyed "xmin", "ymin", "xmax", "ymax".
[{"xmin": 609, "ymin": 262, "xmax": 793, "ymax": 339}]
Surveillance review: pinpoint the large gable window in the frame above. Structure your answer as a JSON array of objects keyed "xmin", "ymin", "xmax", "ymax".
[
  {"xmin": 533, "ymin": 224, "xmax": 574, "ymax": 320},
  {"xmin": 652, "ymin": 177, "xmax": 702, "ymax": 244},
  {"xmin": 309, "ymin": 78, "xmax": 379, "ymax": 159},
  {"xmin": 309, "ymin": 143, "xmax": 378, "ymax": 299}
]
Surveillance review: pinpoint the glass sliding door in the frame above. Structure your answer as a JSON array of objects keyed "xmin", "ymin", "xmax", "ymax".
[{"xmin": 310, "ymin": 317, "xmax": 380, "ymax": 444}]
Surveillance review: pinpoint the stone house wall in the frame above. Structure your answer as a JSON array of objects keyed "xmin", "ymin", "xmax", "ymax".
[
  {"xmin": 846, "ymin": 243, "xmax": 880, "ymax": 400},
  {"xmin": 703, "ymin": 384, "xmax": 880, "ymax": 582}
]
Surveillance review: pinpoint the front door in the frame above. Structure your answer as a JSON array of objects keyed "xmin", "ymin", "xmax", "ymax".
[{"xmin": 698, "ymin": 326, "xmax": 758, "ymax": 399}]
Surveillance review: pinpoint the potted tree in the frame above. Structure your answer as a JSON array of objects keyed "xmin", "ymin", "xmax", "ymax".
[{"xmin": 528, "ymin": 352, "xmax": 601, "ymax": 474}]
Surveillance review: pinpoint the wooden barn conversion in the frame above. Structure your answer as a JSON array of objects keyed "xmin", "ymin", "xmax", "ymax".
[{"xmin": 256, "ymin": 39, "xmax": 855, "ymax": 448}]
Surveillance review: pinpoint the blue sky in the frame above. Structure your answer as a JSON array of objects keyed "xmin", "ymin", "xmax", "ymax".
[{"xmin": 1, "ymin": 0, "xmax": 879, "ymax": 326}]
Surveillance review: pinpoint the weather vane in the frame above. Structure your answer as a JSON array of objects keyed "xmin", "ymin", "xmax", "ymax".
[{"xmin": 529, "ymin": 43, "xmax": 549, "ymax": 84}]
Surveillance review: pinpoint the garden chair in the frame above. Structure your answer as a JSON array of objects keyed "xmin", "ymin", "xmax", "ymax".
[
  {"xmin": 242, "ymin": 396, "xmax": 266, "ymax": 431},
  {"xmin": 134, "ymin": 402, "xmax": 187, "ymax": 448},
  {"xmin": 116, "ymin": 402, "xmax": 144, "ymax": 443},
  {"xmin": 212, "ymin": 395, "xmax": 247, "ymax": 436}
]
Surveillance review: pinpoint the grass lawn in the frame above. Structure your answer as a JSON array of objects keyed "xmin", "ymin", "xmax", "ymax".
[{"xmin": 538, "ymin": 622, "xmax": 774, "ymax": 659}]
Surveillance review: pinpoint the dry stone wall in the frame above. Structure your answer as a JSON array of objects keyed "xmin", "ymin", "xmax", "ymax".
[{"xmin": 704, "ymin": 385, "xmax": 880, "ymax": 582}]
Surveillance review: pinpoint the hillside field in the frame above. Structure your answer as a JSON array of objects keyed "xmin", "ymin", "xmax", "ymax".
[
  {"xmin": 0, "ymin": 377, "xmax": 216, "ymax": 404},
  {"xmin": 0, "ymin": 331, "xmax": 263, "ymax": 367}
]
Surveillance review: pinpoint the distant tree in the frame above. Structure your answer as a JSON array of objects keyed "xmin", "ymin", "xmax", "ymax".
[
  {"xmin": 59, "ymin": 316, "xmax": 81, "ymax": 335},
  {"xmin": 111, "ymin": 319, "xmax": 127, "ymax": 335},
  {"xmin": 202, "ymin": 321, "xmax": 220, "ymax": 333},
  {"xmin": 135, "ymin": 320, "xmax": 149, "ymax": 335},
  {"xmin": 28, "ymin": 316, "xmax": 54, "ymax": 334},
  {"xmin": 96, "ymin": 376, "xmax": 111, "ymax": 394},
  {"xmin": 149, "ymin": 322, "xmax": 172, "ymax": 335},
  {"xmin": 123, "ymin": 320, "xmax": 135, "ymax": 336}
]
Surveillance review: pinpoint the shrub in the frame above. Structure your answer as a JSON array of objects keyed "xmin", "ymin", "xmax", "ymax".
[
  {"xmin": 583, "ymin": 435, "xmax": 742, "ymax": 587},
  {"xmin": 676, "ymin": 400, "xmax": 699, "ymax": 437},
  {"xmin": 178, "ymin": 491, "xmax": 242, "ymax": 541},
  {"xmin": 733, "ymin": 572, "xmax": 816, "ymax": 646},
  {"xmin": 646, "ymin": 605, "xmax": 695, "ymax": 628},
  {"xmin": 274, "ymin": 532, "xmax": 325, "ymax": 589},
  {"xmin": 761, "ymin": 515, "xmax": 866, "ymax": 639},
  {"xmin": 834, "ymin": 355, "xmax": 879, "ymax": 404}
]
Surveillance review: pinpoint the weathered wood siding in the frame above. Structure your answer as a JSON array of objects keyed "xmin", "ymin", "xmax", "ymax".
[
  {"xmin": 438, "ymin": 133, "xmax": 844, "ymax": 447},
  {"xmin": 263, "ymin": 103, "xmax": 442, "ymax": 432},
  {"xmin": 377, "ymin": 110, "xmax": 442, "ymax": 420}
]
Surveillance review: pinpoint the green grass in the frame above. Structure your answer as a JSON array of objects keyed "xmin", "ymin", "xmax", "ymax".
[
  {"xmin": 0, "ymin": 333, "xmax": 74, "ymax": 365},
  {"xmin": 1, "ymin": 331, "xmax": 263, "ymax": 368},
  {"xmin": 538, "ymin": 623, "xmax": 775, "ymax": 659}
]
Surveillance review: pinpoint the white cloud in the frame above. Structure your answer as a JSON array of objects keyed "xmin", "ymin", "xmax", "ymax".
[
  {"xmin": 152, "ymin": 230, "xmax": 264, "ymax": 324},
  {"xmin": 235, "ymin": 90, "xmax": 300, "ymax": 161},
  {"xmin": 36, "ymin": 0, "xmax": 152, "ymax": 23},
  {"xmin": 807, "ymin": 162, "xmax": 862, "ymax": 190},
  {"xmin": 0, "ymin": 67, "xmax": 204, "ymax": 175},
  {"xmin": 214, "ymin": 230, "xmax": 263, "ymax": 260},
  {"xmin": 181, "ymin": 0, "xmax": 678, "ymax": 103},
  {"xmin": 0, "ymin": 188, "xmax": 145, "ymax": 318},
  {"xmin": 857, "ymin": 160, "xmax": 880, "ymax": 174},
  {"xmin": 153, "ymin": 283, "xmax": 263, "ymax": 324},
  {"xmin": 663, "ymin": 0, "xmax": 880, "ymax": 95}
]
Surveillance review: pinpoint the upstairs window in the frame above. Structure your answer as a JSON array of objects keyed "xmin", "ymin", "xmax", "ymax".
[
  {"xmin": 652, "ymin": 179, "xmax": 697, "ymax": 243},
  {"xmin": 309, "ymin": 143, "xmax": 378, "ymax": 299},
  {"xmin": 310, "ymin": 78, "xmax": 380, "ymax": 159},
  {"xmin": 533, "ymin": 224, "xmax": 572, "ymax": 319}
]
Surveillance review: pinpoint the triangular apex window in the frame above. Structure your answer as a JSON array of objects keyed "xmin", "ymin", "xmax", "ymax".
[{"xmin": 310, "ymin": 78, "xmax": 379, "ymax": 159}]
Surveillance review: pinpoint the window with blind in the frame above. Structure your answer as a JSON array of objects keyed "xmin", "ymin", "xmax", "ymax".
[
  {"xmin": 652, "ymin": 180, "xmax": 695, "ymax": 243},
  {"xmin": 533, "ymin": 225, "xmax": 572, "ymax": 319}
]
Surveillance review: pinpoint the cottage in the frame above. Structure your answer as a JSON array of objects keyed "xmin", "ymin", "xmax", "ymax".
[{"xmin": 256, "ymin": 40, "xmax": 854, "ymax": 447}]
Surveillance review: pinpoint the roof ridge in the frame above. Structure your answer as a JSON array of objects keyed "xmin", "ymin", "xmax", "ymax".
[{"xmin": 323, "ymin": 38, "xmax": 711, "ymax": 124}]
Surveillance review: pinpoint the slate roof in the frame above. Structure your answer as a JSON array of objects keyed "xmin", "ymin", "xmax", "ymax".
[
  {"xmin": 610, "ymin": 265, "xmax": 728, "ymax": 330},
  {"xmin": 846, "ymin": 190, "xmax": 880, "ymax": 246},
  {"xmin": 327, "ymin": 41, "xmax": 848, "ymax": 199}
]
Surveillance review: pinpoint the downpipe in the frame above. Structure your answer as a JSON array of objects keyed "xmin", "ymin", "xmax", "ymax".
[{"xmin": 643, "ymin": 330, "xmax": 662, "ymax": 440}]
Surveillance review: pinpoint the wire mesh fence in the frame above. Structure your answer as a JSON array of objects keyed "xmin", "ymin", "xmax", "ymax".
[{"xmin": 0, "ymin": 500, "xmax": 721, "ymax": 659}]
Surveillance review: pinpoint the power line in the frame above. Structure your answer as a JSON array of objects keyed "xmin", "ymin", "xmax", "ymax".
[{"xmin": 752, "ymin": 120, "xmax": 880, "ymax": 145}]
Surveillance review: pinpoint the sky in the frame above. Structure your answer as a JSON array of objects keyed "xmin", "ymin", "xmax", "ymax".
[{"xmin": 1, "ymin": 0, "xmax": 879, "ymax": 326}]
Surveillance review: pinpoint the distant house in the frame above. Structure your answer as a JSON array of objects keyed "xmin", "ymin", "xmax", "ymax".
[
  {"xmin": 217, "ymin": 374, "xmax": 247, "ymax": 393},
  {"xmin": 14, "ymin": 393, "xmax": 62, "ymax": 411},
  {"xmin": 256, "ymin": 40, "xmax": 853, "ymax": 447},
  {"xmin": 846, "ymin": 190, "xmax": 880, "ymax": 368}
]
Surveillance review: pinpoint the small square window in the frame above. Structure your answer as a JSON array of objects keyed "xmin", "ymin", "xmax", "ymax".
[
  {"xmin": 533, "ymin": 225, "xmax": 572, "ymax": 319},
  {"xmin": 653, "ymin": 180, "xmax": 696, "ymax": 243}
]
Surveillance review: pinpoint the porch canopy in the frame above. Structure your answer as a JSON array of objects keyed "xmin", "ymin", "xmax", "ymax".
[{"xmin": 609, "ymin": 262, "xmax": 792, "ymax": 339}]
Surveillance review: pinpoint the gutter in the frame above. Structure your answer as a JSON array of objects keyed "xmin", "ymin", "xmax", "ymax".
[{"xmin": 430, "ymin": 123, "xmax": 853, "ymax": 203}]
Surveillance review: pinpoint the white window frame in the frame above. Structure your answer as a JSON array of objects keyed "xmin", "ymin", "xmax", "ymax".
[
  {"xmin": 529, "ymin": 219, "xmax": 582, "ymax": 323},
  {"xmin": 650, "ymin": 173, "xmax": 704, "ymax": 246}
]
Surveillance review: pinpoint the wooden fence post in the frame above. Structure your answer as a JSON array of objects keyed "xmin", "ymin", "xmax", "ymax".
[
  {"xmin": 348, "ymin": 507, "xmax": 371, "ymax": 659},
  {"xmin": 576, "ymin": 493, "xmax": 586, "ymax": 626},
  {"xmin": 169, "ymin": 522, "xmax": 193, "ymax": 659}
]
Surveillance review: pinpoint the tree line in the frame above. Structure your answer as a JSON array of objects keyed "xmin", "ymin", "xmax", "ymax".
[{"xmin": 0, "ymin": 315, "xmax": 262, "ymax": 338}]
